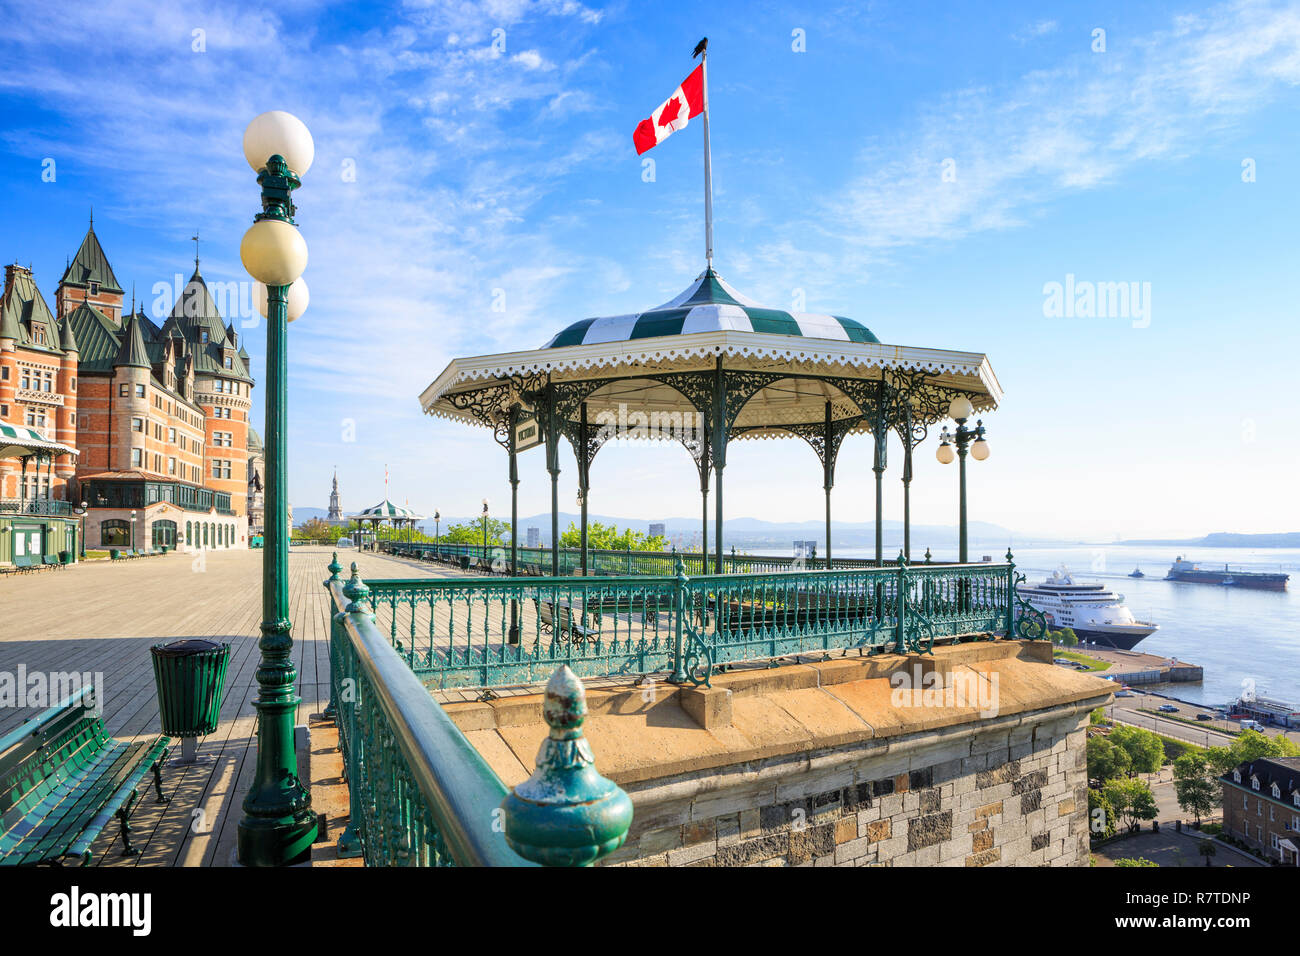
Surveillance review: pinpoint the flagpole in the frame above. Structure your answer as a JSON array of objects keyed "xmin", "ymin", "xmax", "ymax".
[{"xmin": 699, "ymin": 41, "xmax": 714, "ymax": 268}]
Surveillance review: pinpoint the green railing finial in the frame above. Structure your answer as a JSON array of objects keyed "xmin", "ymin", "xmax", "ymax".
[
  {"xmin": 501, "ymin": 665, "xmax": 633, "ymax": 867},
  {"xmin": 344, "ymin": 562, "xmax": 371, "ymax": 614},
  {"xmin": 327, "ymin": 552, "xmax": 342, "ymax": 581},
  {"xmin": 1005, "ymin": 547, "xmax": 1014, "ymax": 565},
  {"xmin": 924, "ymin": 547, "xmax": 932, "ymax": 564}
]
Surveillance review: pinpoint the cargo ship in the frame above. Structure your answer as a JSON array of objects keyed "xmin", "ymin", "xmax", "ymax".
[{"xmin": 1164, "ymin": 557, "xmax": 1289, "ymax": 591}]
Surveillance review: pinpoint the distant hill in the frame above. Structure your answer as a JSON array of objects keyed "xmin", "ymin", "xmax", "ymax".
[{"xmin": 1118, "ymin": 532, "xmax": 1300, "ymax": 548}]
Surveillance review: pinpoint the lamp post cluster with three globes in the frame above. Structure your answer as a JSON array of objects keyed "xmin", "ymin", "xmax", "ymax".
[
  {"xmin": 235, "ymin": 109, "xmax": 317, "ymax": 867},
  {"xmin": 935, "ymin": 395, "xmax": 990, "ymax": 564}
]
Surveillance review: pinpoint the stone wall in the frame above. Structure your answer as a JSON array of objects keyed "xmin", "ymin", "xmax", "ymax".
[{"xmin": 599, "ymin": 706, "xmax": 1092, "ymax": 867}]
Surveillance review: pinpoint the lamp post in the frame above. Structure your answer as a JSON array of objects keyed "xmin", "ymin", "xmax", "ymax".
[
  {"xmin": 481, "ymin": 497, "xmax": 489, "ymax": 559},
  {"xmin": 130, "ymin": 509, "xmax": 136, "ymax": 553},
  {"xmin": 935, "ymin": 395, "xmax": 989, "ymax": 564},
  {"xmin": 73, "ymin": 500, "xmax": 87, "ymax": 559},
  {"xmin": 236, "ymin": 109, "xmax": 317, "ymax": 866},
  {"xmin": 433, "ymin": 509, "xmax": 440, "ymax": 554}
]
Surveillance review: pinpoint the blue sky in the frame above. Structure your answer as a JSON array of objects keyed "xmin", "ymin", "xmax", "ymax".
[{"xmin": 1, "ymin": 0, "xmax": 1297, "ymax": 541}]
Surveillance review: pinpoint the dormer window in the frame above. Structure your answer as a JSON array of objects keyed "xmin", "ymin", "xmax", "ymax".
[
  {"xmin": 1252, "ymin": 776, "xmax": 1260, "ymax": 791},
  {"xmin": 1294, "ymin": 792, "xmax": 1300, "ymax": 807},
  {"xmin": 224, "ymin": 356, "xmax": 233, "ymax": 369},
  {"xmin": 200, "ymin": 330, "xmax": 209, "ymax": 344},
  {"xmin": 1234, "ymin": 770, "xmax": 1242, "ymax": 783},
  {"xmin": 89, "ymin": 282, "xmax": 99, "ymax": 296},
  {"xmin": 1273, "ymin": 783, "xmax": 1282, "ymax": 799}
]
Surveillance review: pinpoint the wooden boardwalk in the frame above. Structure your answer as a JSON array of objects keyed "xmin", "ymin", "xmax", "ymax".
[{"xmin": 0, "ymin": 545, "xmax": 462, "ymax": 867}]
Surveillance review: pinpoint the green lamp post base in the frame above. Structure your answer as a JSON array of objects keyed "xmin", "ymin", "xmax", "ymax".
[{"xmin": 236, "ymin": 809, "xmax": 317, "ymax": 867}]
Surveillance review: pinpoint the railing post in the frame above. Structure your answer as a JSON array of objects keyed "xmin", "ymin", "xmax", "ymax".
[
  {"xmin": 894, "ymin": 551, "xmax": 908, "ymax": 654},
  {"xmin": 322, "ymin": 552, "xmax": 342, "ymax": 720},
  {"xmin": 1005, "ymin": 548, "xmax": 1016, "ymax": 637},
  {"xmin": 334, "ymin": 562, "xmax": 371, "ymax": 860},
  {"xmin": 667, "ymin": 555, "xmax": 689, "ymax": 684},
  {"xmin": 501, "ymin": 666, "xmax": 633, "ymax": 866}
]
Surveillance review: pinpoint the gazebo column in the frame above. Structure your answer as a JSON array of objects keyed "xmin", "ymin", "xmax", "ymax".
[
  {"xmin": 824, "ymin": 401, "xmax": 834, "ymax": 567},
  {"xmin": 901, "ymin": 438, "xmax": 914, "ymax": 561},
  {"xmin": 872, "ymin": 402, "xmax": 887, "ymax": 566},
  {"xmin": 578, "ymin": 403, "xmax": 589, "ymax": 575},
  {"xmin": 508, "ymin": 404, "xmax": 520, "ymax": 643},
  {"xmin": 544, "ymin": 387, "xmax": 561, "ymax": 576},
  {"xmin": 710, "ymin": 358, "xmax": 727, "ymax": 575}
]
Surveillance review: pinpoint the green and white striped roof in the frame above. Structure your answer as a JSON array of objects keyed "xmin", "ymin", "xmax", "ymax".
[
  {"xmin": 544, "ymin": 269, "xmax": 878, "ymax": 348},
  {"xmin": 0, "ymin": 423, "xmax": 79, "ymax": 460},
  {"xmin": 350, "ymin": 499, "xmax": 424, "ymax": 521}
]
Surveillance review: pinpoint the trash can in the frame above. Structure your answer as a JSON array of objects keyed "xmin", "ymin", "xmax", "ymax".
[
  {"xmin": 150, "ymin": 639, "xmax": 231, "ymax": 763},
  {"xmin": 110, "ymin": 548, "xmax": 120, "ymax": 560}
]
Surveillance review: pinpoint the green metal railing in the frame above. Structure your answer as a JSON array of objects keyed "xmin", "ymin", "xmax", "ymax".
[
  {"xmin": 325, "ymin": 559, "xmax": 633, "ymax": 866},
  {"xmin": 0, "ymin": 498, "xmax": 74, "ymax": 516},
  {"xmin": 351, "ymin": 553, "xmax": 1046, "ymax": 690},
  {"xmin": 327, "ymin": 565, "xmax": 534, "ymax": 866},
  {"xmin": 383, "ymin": 540, "xmax": 894, "ymax": 575}
]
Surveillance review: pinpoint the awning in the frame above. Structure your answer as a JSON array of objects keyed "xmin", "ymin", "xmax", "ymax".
[
  {"xmin": 349, "ymin": 499, "xmax": 425, "ymax": 522},
  {"xmin": 0, "ymin": 423, "xmax": 79, "ymax": 460}
]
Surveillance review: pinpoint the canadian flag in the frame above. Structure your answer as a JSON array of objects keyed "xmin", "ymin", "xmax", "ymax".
[{"xmin": 633, "ymin": 64, "xmax": 705, "ymax": 155}]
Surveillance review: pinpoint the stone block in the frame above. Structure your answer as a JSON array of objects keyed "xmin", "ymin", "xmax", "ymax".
[
  {"xmin": 639, "ymin": 825, "xmax": 682, "ymax": 855},
  {"xmin": 907, "ymin": 810, "xmax": 953, "ymax": 851},
  {"xmin": 866, "ymin": 819, "xmax": 891, "ymax": 842},
  {"xmin": 972, "ymin": 828, "xmax": 994, "ymax": 852},
  {"xmin": 667, "ymin": 840, "xmax": 716, "ymax": 866},
  {"xmin": 683, "ymin": 818, "xmax": 716, "ymax": 846},
  {"xmin": 920, "ymin": 788, "xmax": 942, "ymax": 814},
  {"xmin": 715, "ymin": 833, "xmax": 788, "ymax": 867},
  {"xmin": 789, "ymin": 822, "xmax": 836, "ymax": 864},
  {"xmin": 716, "ymin": 813, "xmax": 741, "ymax": 847}
]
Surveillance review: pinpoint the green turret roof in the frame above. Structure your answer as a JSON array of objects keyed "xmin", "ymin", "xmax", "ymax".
[
  {"xmin": 113, "ymin": 311, "xmax": 151, "ymax": 369},
  {"xmin": 157, "ymin": 267, "xmax": 254, "ymax": 383},
  {"xmin": 60, "ymin": 221, "xmax": 123, "ymax": 294},
  {"xmin": 59, "ymin": 311, "xmax": 79, "ymax": 352},
  {"xmin": 0, "ymin": 266, "xmax": 62, "ymax": 354},
  {"xmin": 65, "ymin": 301, "xmax": 123, "ymax": 369}
]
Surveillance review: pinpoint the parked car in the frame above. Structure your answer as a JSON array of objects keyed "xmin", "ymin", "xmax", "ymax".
[
  {"xmin": 1157, "ymin": 704, "xmax": 1178, "ymax": 713},
  {"xmin": 1195, "ymin": 713, "xmax": 1213, "ymax": 721}
]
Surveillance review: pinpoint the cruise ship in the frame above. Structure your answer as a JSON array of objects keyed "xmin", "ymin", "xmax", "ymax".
[{"xmin": 1016, "ymin": 569, "xmax": 1159, "ymax": 650}]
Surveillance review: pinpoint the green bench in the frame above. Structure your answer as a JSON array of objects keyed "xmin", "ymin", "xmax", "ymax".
[{"xmin": 0, "ymin": 687, "xmax": 169, "ymax": 866}]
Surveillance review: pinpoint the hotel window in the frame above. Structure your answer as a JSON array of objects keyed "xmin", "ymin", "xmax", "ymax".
[
  {"xmin": 131, "ymin": 448, "xmax": 143, "ymax": 468},
  {"xmin": 168, "ymin": 457, "xmax": 177, "ymax": 476},
  {"xmin": 21, "ymin": 370, "xmax": 29, "ymax": 389},
  {"xmin": 136, "ymin": 384, "xmax": 145, "ymax": 397},
  {"xmin": 71, "ymin": 377, "xmax": 76, "ymax": 391},
  {"xmin": 119, "ymin": 383, "xmax": 129, "ymax": 397},
  {"xmin": 42, "ymin": 370, "xmax": 53, "ymax": 392},
  {"xmin": 200, "ymin": 330, "xmax": 209, "ymax": 344},
  {"xmin": 90, "ymin": 282, "xmax": 99, "ymax": 296},
  {"xmin": 0, "ymin": 404, "xmax": 7, "ymax": 418},
  {"xmin": 224, "ymin": 356, "xmax": 233, "ymax": 369},
  {"xmin": 1, "ymin": 367, "xmax": 7, "ymax": 380},
  {"xmin": 33, "ymin": 327, "xmax": 45, "ymax": 345},
  {"xmin": 70, "ymin": 412, "xmax": 76, "ymax": 425},
  {"xmin": 132, "ymin": 417, "xmax": 144, "ymax": 432},
  {"xmin": 169, "ymin": 427, "xmax": 177, "ymax": 444}
]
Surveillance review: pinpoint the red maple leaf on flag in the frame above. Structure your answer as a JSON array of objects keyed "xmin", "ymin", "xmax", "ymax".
[{"xmin": 657, "ymin": 95, "xmax": 682, "ymax": 128}]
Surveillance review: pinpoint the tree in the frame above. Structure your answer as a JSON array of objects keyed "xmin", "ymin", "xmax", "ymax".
[
  {"xmin": 1088, "ymin": 787, "xmax": 1117, "ymax": 840},
  {"xmin": 1052, "ymin": 627, "xmax": 1079, "ymax": 647},
  {"xmin": 296, "ymin": 517, "xmax": 334, "ymax": 541},
  {"xmin": 1198, "ymin": 841, "xmax": 1216, "ymax": 867},
  {"xmin": 557, "ymin": 521, "xmax": 667, "ymax": 551},
  {"xmin": 1087, "ymin": 736, "xmax": 1132, "ymax": 786},
  {"xmin": 439, "ymin": 519, "xmax": 511, "ymax": 547},
  {"xmin": 1114, "ymin": 857, "xmax": 1159, "ymax": 867},
  {"xmin": 1172, "ymin": 751, "xmax": 1220, "ymax": 825},
  {"xmin": 1109, "ymin": 725, "xmax": 1165, "ymax": 776},
  {"xmin": 1206, "ymin": 729, "xmax": 1300, "ymax": 777},
  {"xmin": 1089, "ymin": 708, "xmax": 1108, "ymax": 726},
  {"xmin": 1103, "ymin": 778, "xmax": 1159, "ymax": 833}
]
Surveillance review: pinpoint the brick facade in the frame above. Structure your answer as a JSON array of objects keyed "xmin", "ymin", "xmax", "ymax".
[{"xmin": 1221, "ymin": 758, "xmax": 1300, "ymax": 866}]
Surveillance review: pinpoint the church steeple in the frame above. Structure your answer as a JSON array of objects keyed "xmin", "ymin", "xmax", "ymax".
[{"xmin": 327, "ymin": 467, "xmax": 342, "ymax": 521}]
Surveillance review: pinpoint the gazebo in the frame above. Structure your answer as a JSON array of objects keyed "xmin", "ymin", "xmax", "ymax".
[
  {"xmin": 349, "ymin": 498, "xmax": 425, "ymax": 549},
  {"xmin": 0, "ymin": 423, "xmax": 81, "ymax": 567},
  {"xmin": 419, "ymin": 267, "xmax": 1001, "ymax": 576}
]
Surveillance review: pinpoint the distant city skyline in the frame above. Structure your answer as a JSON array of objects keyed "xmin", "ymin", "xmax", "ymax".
[{"xmin": 2, "ymin": 1, "xmax": 1296, "ymax": 540}]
